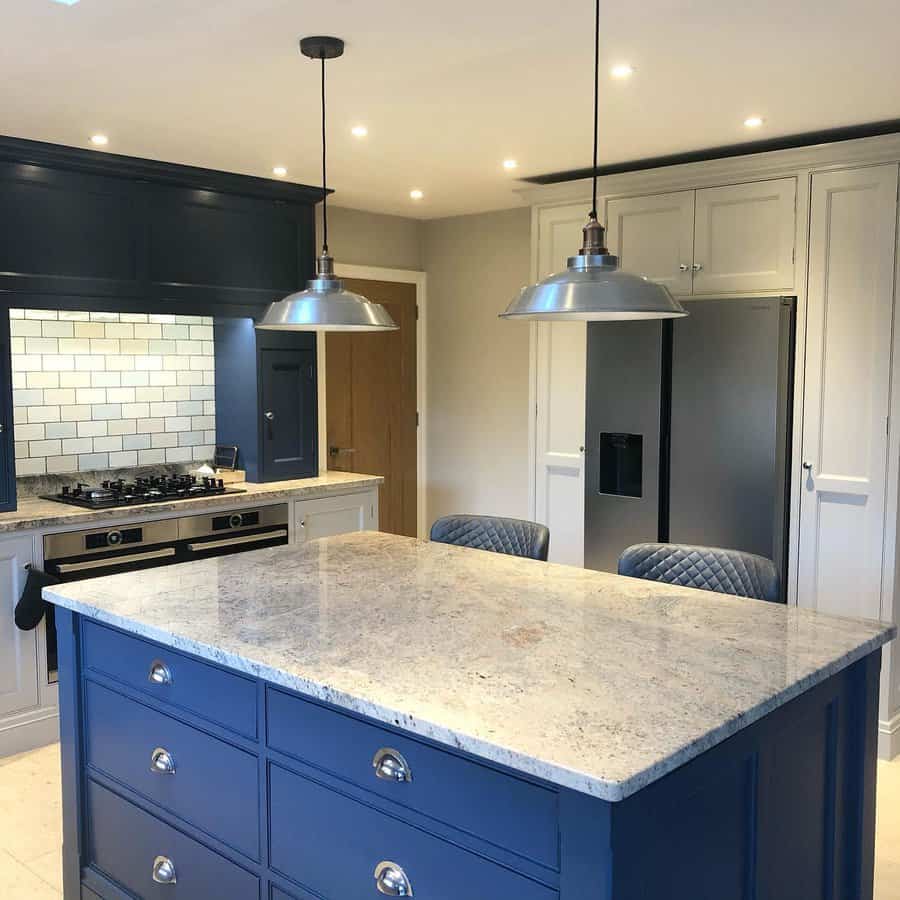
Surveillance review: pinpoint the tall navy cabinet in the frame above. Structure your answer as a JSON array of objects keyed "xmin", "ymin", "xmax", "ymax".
[
  {"xmin": 0, "ymin": 134, "xmax": 322, "ymax": 508},
  {"xmin": 214, "ymin": 319, "xmax": 318, "ymax": 482}
]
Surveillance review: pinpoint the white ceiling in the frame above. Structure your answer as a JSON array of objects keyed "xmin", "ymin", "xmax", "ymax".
[{"xmin": 3, "ymin": 0, "xmax": 900, "ymax": 219}]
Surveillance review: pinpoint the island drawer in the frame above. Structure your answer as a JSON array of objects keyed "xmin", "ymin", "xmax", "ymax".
[
  {"xmin": 266, "ymin": 688, "xmax": 559, "ymax": 869},
  {"xmin": 82, "ymin": 619, "xmax": 257, "ymax": 738},
  {"xmin": 269, "ymin": 763, "xmax": 557, "ymax": 899},
  {"xmin": 84, "ymin": 680, "xmax": 260, "ymax": 860},
  {"xmin": 86, "ymin": 779, "xmax": 260, "ymax": 900}
]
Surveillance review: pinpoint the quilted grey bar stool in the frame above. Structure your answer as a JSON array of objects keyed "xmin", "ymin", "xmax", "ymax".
[
  {"xmin": 617, "ymin": 542, "xmax": 781, "ymax": 602},
  {"xmin": 430, "ymin": 515, "xmax": 550, "ymax": 562}
]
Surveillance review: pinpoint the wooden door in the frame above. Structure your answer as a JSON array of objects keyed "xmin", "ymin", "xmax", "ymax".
[
  {"xmin": 605, "ymin": 190, "xmax": 695, "ymax": 295},
  {"xmin": 0, "ymin": 535, "xmax": 38, "ymax": 717},
  {"xmin": 259, "ymin": 346, "xmax": 317, "ymax": 481},
  {"xmin": 693, "ymin": 178, "xmax": 796, "ymax": 294},
  {"xmin": 798, "ymin": 165, "xmax": 898, "ymax": 618},
  {"xmin": 534, "ymin": 203, "xmax": 589, "ymax": 566},
  {"xmin": 326, "ymin": 279, "xmax": 417, "ymax": 536}
]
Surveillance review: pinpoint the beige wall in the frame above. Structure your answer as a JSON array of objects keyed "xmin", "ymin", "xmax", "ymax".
[
  {"xmin": 316, "ymin": 205, "xmax": 425, "ymax": 271},
  {"xmin": 424, "ymin": 207, "xmax": 532, "ymax": 524}
]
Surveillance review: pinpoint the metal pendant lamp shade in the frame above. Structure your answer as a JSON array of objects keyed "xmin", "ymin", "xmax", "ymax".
[
  {"xmin": 258, "ymin": 36, "xmax": 397, "ymax": 333},
  {"xmin": 501, "ymin": 0, "xmax": 687, "ymax": 323}
]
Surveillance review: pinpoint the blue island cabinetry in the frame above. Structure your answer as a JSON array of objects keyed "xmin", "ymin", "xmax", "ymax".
[{"xmin": 56, "ymin": 608, "xmax": 882, "ymax": 900}]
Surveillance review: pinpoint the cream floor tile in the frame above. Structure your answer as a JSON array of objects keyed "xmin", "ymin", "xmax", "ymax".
[
  {"xmin": 22, "ymin": 848, "xmax": 63, "ymax": 894},
  {"xmin": 0, "ymin": 848, "xmax": 60, "ymax": 899},
  {"xmin": 877, "ymin": 757, "xmax": 900, "ymax": 900}
]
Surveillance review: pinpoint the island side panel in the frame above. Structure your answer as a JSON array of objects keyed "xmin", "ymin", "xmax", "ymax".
[
  {"xmin": 55, "ymin": 605, "xmax": 84, "ymax": 900},
  {"xmin": 606, "ymin": 651, "xmax": 882, "ymax": 900}
]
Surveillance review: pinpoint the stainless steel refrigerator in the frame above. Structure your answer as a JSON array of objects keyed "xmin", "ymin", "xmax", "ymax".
[{"xmin": 584, "ymin": 296, "xmax": 795, "ymax": 599}]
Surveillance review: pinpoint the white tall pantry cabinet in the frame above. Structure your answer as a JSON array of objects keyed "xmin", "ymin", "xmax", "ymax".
[{"xmin": 525, "ymin": 136, "xmax": 900, "ymax": 758}]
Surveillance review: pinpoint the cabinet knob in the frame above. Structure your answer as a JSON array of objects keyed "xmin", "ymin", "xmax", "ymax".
[
  {"xmin": 150, "ymin": 747, "xmax": 176, "ymax": 775},
  {"xmin": 152, "ymin": 855, "xmax": 177, "ymax": 885},
  {"xmin": 148, "ymin": 660, "xmax": 173, "ymax": 686},
  {"xmin": 692, "ymin": 263, "xmax": 703, "ymax": 272},
  {"xmin": 374, "ymin": 861, "xmax": 413, "ymax": 896},
  {"xmin": 802, "ymin": 461, "xmax": 813, "ymax": 471},
  {"xmin": 373, "ymin": 748, "xmax": 413, "ymax": 783},
  {"xmin": 679, "ymin": 264, "xmax": 689, "ymax": 272},
  {"xmin": 264, "ymin": 410, "xmax": 275, "ymax": 421}
]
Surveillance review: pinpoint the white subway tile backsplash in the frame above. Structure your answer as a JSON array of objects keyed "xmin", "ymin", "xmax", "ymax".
[
  {"xmin": 107, "ymin": 419, "xmax": 137, "ymax": 436},
  {"xmin": 45, "ymin": 422, "xmax": 77, "ymax": 439},
  {"xmin": 78, "ymin": 453, "xmax": 109, "ymax": 470},
  {"xmin": 123, "ymin": 434, "xmax": 151, "ymax": 451},
  {"xmin": 26, "ymin": 372, "xmax": 59, "ymax": 389},
  {"xmin": 193, "ymin": 445, "xmax": 215, "ymax": 461},
  {"xmin": 93, "ymin": 435, "xmax": 123, "ymax": 452},
  {"xmin": 138, "ymin": 448, "xmax": 166, "ymax": 465},
  {"xmin": 12, "ymin": 310, "xmax": 216, "ymax": 476},
  {"xmin": 108, "ymin": 450, "xmax": 138, "ymax": 467},
  {"xmin": 76, "ymin": 421, "xmax": 107, "ymax": 438}
]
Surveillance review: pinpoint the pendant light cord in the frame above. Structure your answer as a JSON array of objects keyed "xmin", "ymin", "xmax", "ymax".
[
  {"xmin": 320, "ymin": 54, "xmax": 329, "ymax": 254},
  {"xmin": 590, "ymin": 0, "xmax": 600, "ymax": 219}
]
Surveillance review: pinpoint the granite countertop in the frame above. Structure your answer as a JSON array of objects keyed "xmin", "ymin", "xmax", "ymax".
[
  {"xmin": 45, "ymin": 531, "xmax": 895, "ymax": 801},
  {"xmin": 0, "ymin": 471, "xmax": 382, "ymax": 533}
]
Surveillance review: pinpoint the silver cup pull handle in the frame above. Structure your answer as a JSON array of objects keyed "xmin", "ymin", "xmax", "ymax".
[
  {"xmin": 152, "ymin": 855, "xmax": 177, "ymax": 885},
  {"xmin": 373, "ymin": 748, "xmax": 412, "ymax": 783},
  {"xmin": 148, "ymin": 660, "xmax": 173, "ymax": 686},
  {"xmin": 374, "ymin": 861, "xmax": 413, "ymax": 896},
  {"xmin": 150, "ymin": 747, "xmax": 176, "ymax": 775}
]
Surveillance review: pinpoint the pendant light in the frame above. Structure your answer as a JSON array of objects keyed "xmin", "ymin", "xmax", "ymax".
[
  {"xmin": 500, "ymin": 1, "xmax": 687, "ymax": 322},
  {"xmin": 258, "ymin": 37, "xmax": 397, "ymax": 332}
]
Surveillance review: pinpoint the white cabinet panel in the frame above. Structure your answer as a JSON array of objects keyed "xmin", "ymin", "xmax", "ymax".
[
  {"xmin": 798, "ymin": 165, "xmax": 898, "ymax": 619},
  {"xmin": 693, "ymin": 179, "xmax": 796, "ymax": 294},
  {"xmin": 605, "ymin": 191, "xmax": 695, "ymax": 294},
  {"xmin": 534, "ymin": 204, "xmax": 587, "ymax": 566},
  {"xmin": 0, "ymin": 535, "xmax": 37, "ymax": 718},
  {"xmin": 295, "ymin": 490, "xmax": 378, "ymax": 543}
]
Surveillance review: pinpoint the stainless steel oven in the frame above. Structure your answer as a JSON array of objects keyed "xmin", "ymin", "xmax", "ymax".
[{"xmin": 42, "ymin": 503, "xmax": 289, "ymax": 680}]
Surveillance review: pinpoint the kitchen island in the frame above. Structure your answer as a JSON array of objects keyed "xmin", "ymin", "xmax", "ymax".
[{"xmin": 46, "ymin": 532, "xmax": 895, "ymax": 899}]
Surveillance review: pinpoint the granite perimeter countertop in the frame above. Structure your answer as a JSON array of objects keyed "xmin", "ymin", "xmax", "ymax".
[
  {"xmin": 0, "ymin": 471, "xmax": 382, "ymax": 533},
  {"xmin": 45, "ymin": 531, "xmax": 895, "ymax": 801}
]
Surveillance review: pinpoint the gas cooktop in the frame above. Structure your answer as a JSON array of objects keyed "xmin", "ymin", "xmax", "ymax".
[{"xmin": 42, "ymin": 475, "xmax": 246, "ymax": 510}]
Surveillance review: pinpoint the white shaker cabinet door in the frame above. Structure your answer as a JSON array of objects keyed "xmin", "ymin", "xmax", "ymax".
[
  {"xmin": 533, "ymin": 203, "xmax": 588, "ymax": 566},
  {"xmin": 605, "ymin": 190, "xmax": 695, "ymax": 295},
  {"xmin": 692, "ymin": 178, "xmax": 796, "ymax": 294},
  {"xmin": 294, "ymin": 489, "xmax": 378, "ymax": 543},
  {"xmin": 0, "ymin": 535, "xmax": 38, "ymax": 718},
  {"xmin": 798, "ymin": 165, "xmax": 898, "ymax": 619}
]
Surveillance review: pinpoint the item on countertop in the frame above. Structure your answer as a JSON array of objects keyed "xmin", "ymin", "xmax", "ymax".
[
  {"xmin": 14, "ymin": 566, "xmax": 59, "ymax": 631},
  {"xmin": 214, "ymin": 445, "xmax": 239, "ymax": 471},
  {"xmin": 40, "ymin": 474, "xmax": 245, "ymax": 510}
]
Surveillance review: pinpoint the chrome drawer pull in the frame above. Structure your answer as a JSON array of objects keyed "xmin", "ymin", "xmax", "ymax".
[
  {"xmin": 150, "ymin": 747, "xmax": 176, "ymax": 775},
  {"xmin": 374, "ymin": 860, "xmax": 413, "ymax": 896},
  {"xmin": 148, "ymin": 660, "xmax": 173, "ymax": 686},
  {"xmin": 152, "ymin": 855, "xmax": 177, "ymax": 885},
  {"xmin": 373, "ymin": 748, "xmax": 412, "ymax": 783}
]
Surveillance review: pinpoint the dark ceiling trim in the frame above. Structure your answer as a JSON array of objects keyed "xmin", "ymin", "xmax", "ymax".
[
  {"xmin": 0, "ymin": 134, "xmax": 327, "ymax": 203},
  {"xmin": 524, "ymin": 119, "xmax": 900, "ymax": 185}
]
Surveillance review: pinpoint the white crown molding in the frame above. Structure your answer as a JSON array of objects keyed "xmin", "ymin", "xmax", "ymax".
[{"xmin": 516, "ymin": 133, "xmax": 900, "ymax": 208}]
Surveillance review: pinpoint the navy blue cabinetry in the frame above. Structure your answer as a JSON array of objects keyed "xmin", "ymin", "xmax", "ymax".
[
  {"xmin": 214, "ymin": 319, "xmax": 318, "ymax": 482},
  {"xmin": 55, "ymin": 610, "xmax": 882, "ymax": 900}
]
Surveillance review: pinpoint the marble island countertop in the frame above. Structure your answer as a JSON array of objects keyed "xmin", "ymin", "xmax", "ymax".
[
  {"xmin": 0, "ymin": 470, "xmax": 382, "ymax": 533},
  {"xmin": 44, "ymin": 531, "xmax": 895, "ymax": 801}
]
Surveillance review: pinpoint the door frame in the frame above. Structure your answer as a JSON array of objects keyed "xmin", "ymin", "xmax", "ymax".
[{"xmin": 324, "ymin": 263, "xmax": 428, "ymax": 538}]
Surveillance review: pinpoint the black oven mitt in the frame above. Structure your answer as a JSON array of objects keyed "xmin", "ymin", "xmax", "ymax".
[{"xmin": 14, "ymin": 567, "xmax": 60, "ymax": 631}]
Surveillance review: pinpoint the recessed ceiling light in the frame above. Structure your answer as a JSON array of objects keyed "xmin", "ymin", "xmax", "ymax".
[
  {"xmin": 610, "ymin": 63, "xmax": 634, "ymax": 79},
  {"xmin": 52, "ymin": 0, "xmax": 80, "ymax": 5},
  {"xmin": 272, "ymin": 166, "xmax": 288, "ymax": 177},
  {"xmin": 351, "ymin": 125, "xmax": 368, "ymax": 138},
  {"xmin": 409, "ymin": 189, "xmax": 424, "ymax": 200},
  {"xmin": 744, "ymin": 115, "xmax": 764, "ymax": 128},
  {"xmin": 90, "ymin": 134, "xmax": 109, "ymax": 147},
  {"xmin": 503, "ymin": 159, "xmax": 519, "ymax": 171}
]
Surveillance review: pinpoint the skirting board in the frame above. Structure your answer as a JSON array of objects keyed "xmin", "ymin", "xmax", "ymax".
[
  {"xmin": 0, "ymin": 711, "xmax": 59, "ymax": 758},
  {"xmin": 879, "ymin": 713, "xmax": 900, "ymax": 760}
]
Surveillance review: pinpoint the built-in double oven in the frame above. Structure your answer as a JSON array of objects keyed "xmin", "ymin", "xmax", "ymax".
[{"xmin": 42, "ymin": 503, "xmax": 289, "ymax": 680}]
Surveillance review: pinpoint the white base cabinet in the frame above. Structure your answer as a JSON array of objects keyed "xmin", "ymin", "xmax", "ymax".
[
  {"xmin": 0, "ymin": 535, "xmax": 37, "ymax": 719},
  {"xmin": 294, "ymin": 489, "xmax": 378, "ymax": 543}
]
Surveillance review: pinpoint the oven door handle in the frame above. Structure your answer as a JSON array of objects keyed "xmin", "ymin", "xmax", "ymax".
[
  {"xmin": 186, "ymin": 529, "xmax": 289, "ymax": 552},
  {"xmin": 55, "ymin": 548, "xmax": 177, "ymax": 573}
]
